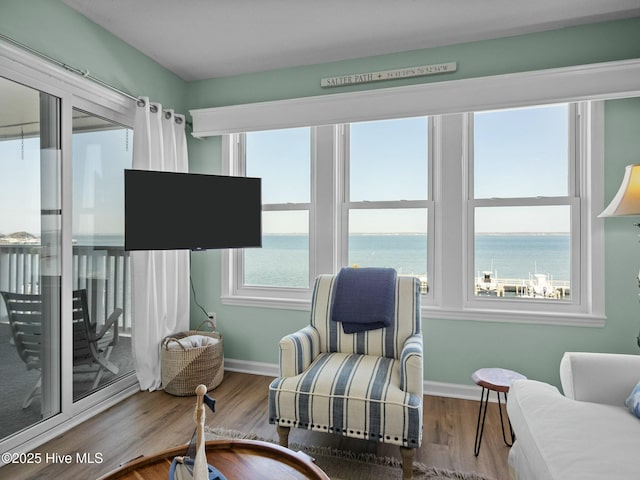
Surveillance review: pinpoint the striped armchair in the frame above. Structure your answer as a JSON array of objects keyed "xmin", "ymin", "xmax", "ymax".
[{"xmin": 268, "ymin": 273, "xmax": 423, "ymax": 479}]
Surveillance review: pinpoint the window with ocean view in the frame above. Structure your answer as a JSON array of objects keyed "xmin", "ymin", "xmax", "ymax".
[
  {"xmin": 242, "ymin": 127, "xmax": 311, "ymax": 289},
  {"xmin": 224, "ymin": 97, "xmax": 602, "ymax": 323},
  {"xmin": 346, "ymin": 117, "xmax": 429, "ymax": 292},
  {"xmin": 470, "ymin": 104, "xmax": 575, "ymax": 302},
  {"xmin": 347, "ymin": 209, "xmax": 427, "ymax": 276},
  {"xmin": 244, "ymin": 211, "xmax": 309, "ymax": 288}
]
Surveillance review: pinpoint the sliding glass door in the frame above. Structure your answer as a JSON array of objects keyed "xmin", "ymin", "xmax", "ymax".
[
  {"xmin": 0, "ymin": 59, "xmax": 136, "ymax": 452},
  {"xmin": 71, "ymin": 108, "xmax": 133, "ymax": 402},
  {"xmin": 0, "ymin": 76, "xmax": 62, "ymax": 438}
]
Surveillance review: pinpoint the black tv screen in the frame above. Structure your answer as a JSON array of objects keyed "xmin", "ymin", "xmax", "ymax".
[{"xmin": 125, "ymin": 170, "xmax": 262, "ymax": 251}]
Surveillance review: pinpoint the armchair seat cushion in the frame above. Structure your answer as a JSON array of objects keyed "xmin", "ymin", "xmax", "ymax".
[{"xmin": 269, "ymin": 351, "xmax": 422, "ymax": 448}]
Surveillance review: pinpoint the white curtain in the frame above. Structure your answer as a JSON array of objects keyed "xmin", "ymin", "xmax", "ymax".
[{"xmin": 131, "ymin": 97, "xmax": 190, "ymax": 391}]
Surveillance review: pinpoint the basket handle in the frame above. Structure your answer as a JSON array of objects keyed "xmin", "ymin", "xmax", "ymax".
[
  {"xmin": 163, "ymin": 337, "xmax": 187, "ymax": 351},
  {"xmin": 194, "ymin": 319, "xmax": 215, "ymax": 332}
]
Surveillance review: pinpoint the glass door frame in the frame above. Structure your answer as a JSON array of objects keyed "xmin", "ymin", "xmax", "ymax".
[
  {"xmin": 0, "ymin": 40, "xmax": 139, "ymax": 458},
  {"xmin": 66, "ymin": 96, "xmax": 137, "ymax": 413}
]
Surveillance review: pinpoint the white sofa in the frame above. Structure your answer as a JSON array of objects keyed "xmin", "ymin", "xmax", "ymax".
[{"xmin": 507, "ymin": 352, "xmax": 640, "ymax": 480}]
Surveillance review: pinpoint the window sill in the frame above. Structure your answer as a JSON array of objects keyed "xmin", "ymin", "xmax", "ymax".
[
  {"xmin": 426, "ymin": 305, "xmax": 606, "ymax": 327},
  {"xmin": 221, "ymin": 294, "xmax": 606, "ymax": 327},
  {"xmin": 221, "ymin": 294, "xmax": 312, "ymax": 311}
]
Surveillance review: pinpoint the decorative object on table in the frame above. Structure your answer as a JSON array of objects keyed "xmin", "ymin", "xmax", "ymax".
[
  {"xmin": 99, "ymin": 439, "xmax": 329, "ymax": 480},
  {"xmin": 161, "ymin": 320, "xmax": 224, "ymax": 396},
  {"xmin": 471, "ymin": 367, "xmax": 526, "ymax": 456},
  {"xmin": 169, "ymin": 384, "xmax": 223, "ymax": 480},
  {"xmin": 599, "ymin": 163, "xmax": 640, "ymax": 347},
  {"xmin": 269, "ymin": 269, "xmax": 423, "ymax": 480}
]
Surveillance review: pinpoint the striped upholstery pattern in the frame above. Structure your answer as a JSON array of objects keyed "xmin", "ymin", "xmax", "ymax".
[
  {"xmin": 269, "ymin": 274, "xmax": 423, "ymax": 448},
  {"xmin": 311, "ymin": 274, "xmax": 421, "ymax": 358}
]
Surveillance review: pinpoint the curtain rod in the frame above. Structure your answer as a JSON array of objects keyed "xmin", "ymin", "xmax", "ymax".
[
  {"xmin": 0, "ymin": 32, "xmax": 139, "ymax": 101},
  {"xmin": 0, "ymin": 33, "xmax": 191, "ymax": 127}
]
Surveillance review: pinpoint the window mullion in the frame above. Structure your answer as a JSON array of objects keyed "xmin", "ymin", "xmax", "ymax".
[
  {"xmin": 312, "ymin": 125, "xmax": 338, "ymax": 276},
  {"xmin": 437, "ymin": 113, "xmax": 466, "ymax": 310},
  {"xmin": 339, "ymin": 124, "xmax": 349, "ymax": 269},
  {"xmin": 569, "ymin": 103, "xmax": 579, "ymax": 197}
]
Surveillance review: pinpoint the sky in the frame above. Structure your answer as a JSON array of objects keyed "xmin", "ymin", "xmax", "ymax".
[
  {"xmin": 0, "ymin": 129, "xmax": 131, "ymax": 238},
  {"xmin": 0, "ymin": 136, "xmax": 42, "ymax": 234},
  {"xmin": 0, "ymin": 102, "xmax": 570, "ymax": 238},
  {"xmin": 245, "ymin": 104, "xmax": 570, "ymax": 235}
]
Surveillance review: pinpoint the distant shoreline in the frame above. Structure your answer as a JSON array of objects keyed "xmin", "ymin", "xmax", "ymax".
[{"xmin": 0, "ymin": 231, "xmax": 571, "ymax": 246}]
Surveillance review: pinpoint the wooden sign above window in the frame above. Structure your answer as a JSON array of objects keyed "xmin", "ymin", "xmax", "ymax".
[{"xmin": 321, "ymin": 62, "xmax": 457, "ymax": 88}]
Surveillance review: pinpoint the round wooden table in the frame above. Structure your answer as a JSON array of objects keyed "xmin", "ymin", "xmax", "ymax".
[
  {"xmin": 97, "ymin": 439, "xmax": 330, "ymax": 480},
  {"xmin": 471, "ymin": 367, "xmax": 526, "ymax": 457}
]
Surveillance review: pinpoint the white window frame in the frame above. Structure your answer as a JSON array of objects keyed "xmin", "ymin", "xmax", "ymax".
[
  {"xmin": 221, "ymin": 130, "xmax": 321, "ymax": 310},
  {"xmin": 223, "ymin": 102, "xmax": 603, "ymax": 325},
  {"xmin": 340, "ymin": 118, "xmax": 435, "ymax": 300},
  {"xmin": 431, "ymin": 103, "xmax": 604, "ymax": 325},
  {"xmin": 455, "ymin": 103, "xmax": 600, "ymax": 323},
  {"xmin": 209, "ymin": 59, "xmax": 640, "ymax": 325}
]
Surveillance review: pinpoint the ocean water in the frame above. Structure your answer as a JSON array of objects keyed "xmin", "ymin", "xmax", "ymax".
[
  {"xmin": 243, "ymin": 234, "xmax": 570, "ymax": 288},
  {"xmin": 475, "ymin": 234, "xmax": 570, "ymax": 281},
  {"xmin": 244, "ymin": 235, "xmax": 310, "ymax": 287}
]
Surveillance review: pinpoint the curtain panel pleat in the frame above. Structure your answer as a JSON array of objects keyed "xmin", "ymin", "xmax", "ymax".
[{"xmin": 131, "ymin": 97, "xmax": 190, "ymax": 391}]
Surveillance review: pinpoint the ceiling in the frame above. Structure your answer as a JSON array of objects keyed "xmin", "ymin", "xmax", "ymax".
[{"xmin": 62, "ymin": 0, "xmax": 640, "ymax": 82}]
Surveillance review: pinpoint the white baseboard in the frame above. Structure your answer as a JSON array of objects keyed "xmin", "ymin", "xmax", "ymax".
[
  {"xmin": 424, "ymin": 380, "xmax": 483, "ymax": 401},
  {"xmin": 224, "ymin": 358, "xmax": 497, "ymax": 403},
  {"xmin": 225, "ymin": 358, "xmax": 279, "ymax": 377}
]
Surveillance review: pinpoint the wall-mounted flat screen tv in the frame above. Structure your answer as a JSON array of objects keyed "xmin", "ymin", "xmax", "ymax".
[{"xmin": 125, "ymin": 169, "xmax": 262, "ymax": 251}]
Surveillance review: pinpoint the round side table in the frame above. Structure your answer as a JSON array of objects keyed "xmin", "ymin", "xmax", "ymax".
[{"xmin": 471, "ymin": 367, "xmax": 526, "ymax": 457}]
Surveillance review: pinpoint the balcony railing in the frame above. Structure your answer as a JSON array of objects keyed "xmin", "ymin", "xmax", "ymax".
[{"xmin": 0, "ymin": 244, "xmax": 131, "ymax": 333}]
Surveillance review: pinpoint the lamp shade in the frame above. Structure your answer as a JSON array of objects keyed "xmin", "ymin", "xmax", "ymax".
[{"xmin": 599, "ymin": 164, "xmax": 640, "ymax": 217}]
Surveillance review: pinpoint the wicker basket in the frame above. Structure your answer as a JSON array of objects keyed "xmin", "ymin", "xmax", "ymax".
[{"xmin": 161, "ymin": 320, "xmax": 224, "ymax": 396}]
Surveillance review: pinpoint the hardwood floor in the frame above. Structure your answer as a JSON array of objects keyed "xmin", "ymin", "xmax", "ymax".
[{"xmin": 1, "ymin": 372, "xmax": 511, "ymax": 480}]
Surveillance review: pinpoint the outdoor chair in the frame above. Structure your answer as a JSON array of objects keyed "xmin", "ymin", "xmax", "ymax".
[
  {"xmin": 1, "ymin": 289, "xmax": 122, "ymax": 407},
  {"xmin": 268, "ymin": 268, "xmax": 423, "ymax": 479},
  {"xmin": 1, "ymin": 291, "xmax": 42, "ymax": 408},
  {"xmin": 72, "ymin": 289, "xmax": 121, "ymax": 389}
]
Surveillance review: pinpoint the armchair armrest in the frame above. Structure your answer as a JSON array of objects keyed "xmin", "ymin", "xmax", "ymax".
[
  {"xmin": 400, "ymin": 333, "xmax": 423, "ymax": 395},
  {"xmin": 560, "ymin": 351, "xmax": 640, "ymax": 405},
  {"xmin": 279, "ymin": 325, "xmax": 321, "ymax": 377}
]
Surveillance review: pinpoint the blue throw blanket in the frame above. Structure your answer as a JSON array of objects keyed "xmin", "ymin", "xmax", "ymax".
[{"xmin": 331, "ymin": 267, "xmax": 397, "ymax": 333}]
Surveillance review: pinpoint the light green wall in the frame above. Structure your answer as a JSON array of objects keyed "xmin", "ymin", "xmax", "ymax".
[
  {"xmin": 0, "ymin": 0, "xmax": 188, "ymax": 111},
  {"xmin": 4, "ymin": 2, "xmax": 640, "ymax": 390},
  {"xmin": 187, "ymin": 16, "xmax": 640, "ymax": 108},
  {"xmin": 186, "ymin": 17, "xmax": 640, "ymax": 389}
]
